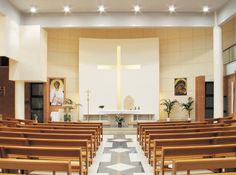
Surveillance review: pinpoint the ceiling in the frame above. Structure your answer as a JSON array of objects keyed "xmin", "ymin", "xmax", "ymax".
[{"xmin": 9, "ymin": 0, "xmax": 229, "ymax": 13}]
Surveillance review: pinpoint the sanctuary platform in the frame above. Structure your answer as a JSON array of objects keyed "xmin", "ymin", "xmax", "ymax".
[
  {"xmin": 103, "ymin": 127, "xmax": 137, "ymax": 135},
  {"xmin": 83, "ymin": 109, "xmax": 155, "ymax": 126}
]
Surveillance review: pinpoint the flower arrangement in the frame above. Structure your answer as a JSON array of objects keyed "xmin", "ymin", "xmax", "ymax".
[
  {"xmin": 115, "ymin": 115, "xmax": 125, "ymax": 128},
  {"xmin": 63, "ymin": 98, "xmax": 74, "ymax": 122}
]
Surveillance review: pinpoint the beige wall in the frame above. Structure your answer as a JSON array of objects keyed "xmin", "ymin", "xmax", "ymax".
[
  {"xmin": 0, "ymin": 16, "xmax": 19, "ymax": 60},
  {"xmin": 46, "ymin": 28, "xmax": 213, "ymax": 120},
  {"xmin": 222, "ymin": 16, "xmax": 236, "ymax": 50},
  {"xmin": 10, "ymin": 26, "xmax": 47, "ymax": 82}
]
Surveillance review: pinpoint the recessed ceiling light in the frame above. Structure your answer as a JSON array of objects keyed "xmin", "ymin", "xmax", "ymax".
[
  {"xmin": 202, "ymin": 6, "xmax": 210, "ymax": 13},
  {"xmin": 133, "ymin": 5, "xmax": 141, "ymax": 13},
  {"xmin": 98, "ymin": 5, "xmax": 105, "ymax": 13},
  {"xmin": 30, "ymin": 6, "xmax": 37, "ymax": 13},
  {"xmin": 63, "ymin": 5, "xmax": 71, "ymax": 13},
  {"xmin": 168, "ymin": 5, "xmax": 176, "ymax": 13}
]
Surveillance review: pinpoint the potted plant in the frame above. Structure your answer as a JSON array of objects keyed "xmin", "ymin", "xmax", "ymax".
[
  {"xmin": 181, "ymin": 97, "xmax": 194, "ymax": 121},
  {"xmin": 64, "ymin": 112, "xmax": 71, "ymax": 122},
  {"xmin": 33, "ymin": 113, "xmax": 38, "ymax": 123},
  {"xmin": 63, "ymin": 98, "xmax": 74, "ymax": 122},
  {"xmin": 160, "ymin": 99, "xmax": 178, "ymax": 121},
  {"xmin": 115, "ymin": 116, "xmax": 125, "ymax": 128}
]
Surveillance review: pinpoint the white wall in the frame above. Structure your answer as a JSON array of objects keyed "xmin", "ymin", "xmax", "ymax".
[
  {"xmin": 225, "ymin": 61, "xmax": 236, "ymax": 75},
  {"xmin": 22, "ymin": 12, "xmax": 214, "ymax": 28},
  {"xmin": 0, "ymin": 0, "xmax": 21, "ymax": 24},
  {"xmin": 79, "ymin": 38, "xmax": 159, "ymax": 116},
  {"xmin": 9, "ymin": 25, "xmax": 47, "ymax": 82},
  {"xmin": 0, "ymin": 16, "xmax": 19, "ymax": 60}
]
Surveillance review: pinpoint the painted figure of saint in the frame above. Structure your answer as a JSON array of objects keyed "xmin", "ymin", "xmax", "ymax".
[{"xmin": 50, "ymin": 79, "xmax": 64, "ymax": 105}]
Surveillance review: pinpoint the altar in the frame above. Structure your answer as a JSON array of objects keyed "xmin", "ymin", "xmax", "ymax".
[{"xmin": 83, "ymin": 110, "xmax": 155, "ymax": 125}]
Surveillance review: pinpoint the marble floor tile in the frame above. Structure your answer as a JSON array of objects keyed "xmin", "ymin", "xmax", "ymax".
[
  {"xmin": 103, "ymin": 135, "xmax": 114, "ymax": 141},
  {"xmin": 106, "ymin": 163, "xmax": 135, "ymax": 172},
  {"xmin": 125, "ymin": 135, "xmax": 137, "ymax": 141},
  {"xmin": 110, "ymin": 147, "xmax": 130, "ymax": 153},
  {"xmin": 127, "ymin": 142, "xmax": 137, "ymax": 147},
  {"xmin": 88, "ymin": 173, "xmax": 109, "ymax": 175},
  {"xmin": 129, "ymin": 153, "xmax": 141, "ymax": 162},
  {"xmin": 103, "ymin": 142, "xmax": 113, "ymax": 147},
  {"xmin": 111, "ymin": 138, "xmax": 128, "ymax": 142},
  {"xmin": 100, "ymin": 153, "xmax": 112, "ymax": 162}
]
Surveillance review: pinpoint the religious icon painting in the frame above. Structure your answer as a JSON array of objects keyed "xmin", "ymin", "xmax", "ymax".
[
  {"xmin": 49, "ymin": 78, "xmax": 65, "ymax": 106},
  {"xmin": 174, "ymin": 78, "xmax": 187, "ymax": 96}
]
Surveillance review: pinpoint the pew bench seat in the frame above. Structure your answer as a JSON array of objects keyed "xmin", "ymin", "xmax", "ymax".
[
  {"xmin": 0, "ymin": 158, "xmax": 72, "ymax": 175},
  {"xmin": 172, "ymin": 157, "xmax": 236, "ymax": 175}
]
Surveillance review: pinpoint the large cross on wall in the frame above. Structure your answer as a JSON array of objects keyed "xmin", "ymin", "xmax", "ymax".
[
  {"xmin": 79, "ymin": 38, "xmax": 159, "ymax": 116},
  {"xmin": 97, "ymin": 46, "xmax": 141, "ymax": 110}
]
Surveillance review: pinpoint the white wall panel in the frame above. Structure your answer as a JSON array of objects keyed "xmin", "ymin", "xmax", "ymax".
[{"xmin": 79, "ymin": 38, "xmax": 159, "ymax": 116}]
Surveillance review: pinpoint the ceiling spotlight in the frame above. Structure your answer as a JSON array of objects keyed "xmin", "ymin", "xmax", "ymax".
[
  {"xmin": 134, "ymin": 5, "xmax": 141, "ymax": 12},
  {"xmin": 168, "ymin": 5, "xmax": 176, "ymax": 13},
  {"xmin": 30, "ymin": 6, "xmax": 37, "ymax": 13},
  {"xmin": 98, "ymin": 5, "xmax": 105, "ymax": 13},
  {"xmin": 63, "ymin": 5, "xmax": 71, "ymax": 13},
  {"xmin": 202, "ymin": 6, "xmax": 210, "ymax": 13}
]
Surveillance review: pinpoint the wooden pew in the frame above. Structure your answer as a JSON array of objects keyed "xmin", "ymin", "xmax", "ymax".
[
  {"xmin": 5, "ymin": 118, "xmax": 36, "ymax": 125},
  {"xmin": 147, "ymin": 130, "xmax": 236, "ymax": 159},
  {"xmin": 0, "ymin": 120, "xmax": 19, "ymax": 127},
  {"xmin": 17, "ymin": 125, "xmax": 101, "ymax": 145},
  {"xmin": 152, "ymin": 136, "xmax": 236, "ymax": 167},
  {"xmin": 206, "ymin": 116, "xmax": 233, "ymax": 124},
  {"xmin": 156, "ymin": 144, "xmax": 236, "ymax": 175},
  {"xmin": 0, "ymin": 127, "xmax": 99, "ymax": 151},
  {"xmin": 141, "ymin": 125, "xmax": 236, "ymax": 149},
  {"xmin": 0, "ymin": 137, "xmax": 90, "ymax": 170},
  {"xmin": 137, "ymin": 121, "xmax": 203, "ymax": 141},
  {"xmin": 141, "ymin": 125, "xmax": 234, "ymax": 149},
  {"xmin": 224, "ymin": 119, "xmax": 236, "ymax": 125},
  {"xmin": 201, "ymin": 173, "xmax": 236, "ymax": 175},
  {"xmin": 0, "ymin": 131, "xmax": 95, "ymax": 159},
  {"xmin": 0, "ymin": 173, "xmax": 25, "ymax": 175},
  {"xmin": 172, "ymin": 157, "xmax": 236, "ymax": 175},
  {"xmin": 0, "ymin": 158, "xmax": 72, "ymax": 175},
  {"xmin": 0, "ymin": 146, "xmax": 85, "ymax": 175},
  {"xmin": 46, "ymin": 121, "xmax": 103, "ymax": 141},
  {"xmin": 139, "ymin": 123, "xmax": 227, "ymax": 146}
]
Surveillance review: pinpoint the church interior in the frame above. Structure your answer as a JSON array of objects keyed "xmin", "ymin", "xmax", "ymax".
[{"xmin": 0, "ymin": 0, "xmax": 236, "ymax": 174}]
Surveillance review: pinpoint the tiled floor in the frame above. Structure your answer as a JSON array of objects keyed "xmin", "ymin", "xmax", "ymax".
[
  {"xmin": 88, "ymin": 135, "xmax": 212, "ymax": 175},
  {"xmin": 88, "ymin": 134, "xmax": 153, "ymax": 175}
]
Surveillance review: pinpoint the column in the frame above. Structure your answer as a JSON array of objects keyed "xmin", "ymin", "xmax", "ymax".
[
  {"xmin": 213, "ymin": 13, "xmax": 224, "ymax": 118},
  {"xmin": 15, "ymin": 81, "xmax": 25, "ymax": 119}
]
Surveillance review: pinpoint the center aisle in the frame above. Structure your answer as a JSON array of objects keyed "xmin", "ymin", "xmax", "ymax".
[{"xmin": 89, "ymin": 134, "xmax": 153, "ymax": 175}]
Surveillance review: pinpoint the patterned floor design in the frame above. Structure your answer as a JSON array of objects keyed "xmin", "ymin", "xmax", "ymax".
[
  {"xmin": 88, "ymin": 134, "xmax": 153, "ymax": 175},
  {"xmin": 88, "ymin": 135, "xmax": 212, "ymax": 175}
]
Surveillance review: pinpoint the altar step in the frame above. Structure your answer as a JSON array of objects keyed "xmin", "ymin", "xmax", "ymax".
[{"xmin": 103, "ymin": 127, "xmax": 136, "ymax": 135}]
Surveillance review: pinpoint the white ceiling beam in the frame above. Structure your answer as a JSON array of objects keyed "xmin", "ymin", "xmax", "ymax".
[
  {"xmin": 217, "ymin": 0, "xmax": 236, "ymax": 25},
  {"xmin": 22, "ymin": 12, "xmax": 214, "ymax": 28},
  {"xmin": 0, "ymin": 0, "xmax": 21, "ymax": 24}
]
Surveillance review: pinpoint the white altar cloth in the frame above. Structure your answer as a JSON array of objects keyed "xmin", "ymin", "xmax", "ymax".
[{"xmin": 98, "ymin": 109, "xmax": 153, "ymax": 115}]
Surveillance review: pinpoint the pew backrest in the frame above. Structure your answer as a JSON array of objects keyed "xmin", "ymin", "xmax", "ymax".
[
  {"xmin": 172, "ymin": 157, "xmax": 236, "ymax": 175},
  {"xmin": 0, "ymin": 158, "xmax": 72, "ymax": 175}
]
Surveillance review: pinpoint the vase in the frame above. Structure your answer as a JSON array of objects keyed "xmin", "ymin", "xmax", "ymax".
[
  {"xmin": 166, "ymin": 117, "xmax": 170, "ymax": 122},
  {"xmin": 118, "ymin": 122, "xmax": 122, "ymax": 128}
]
